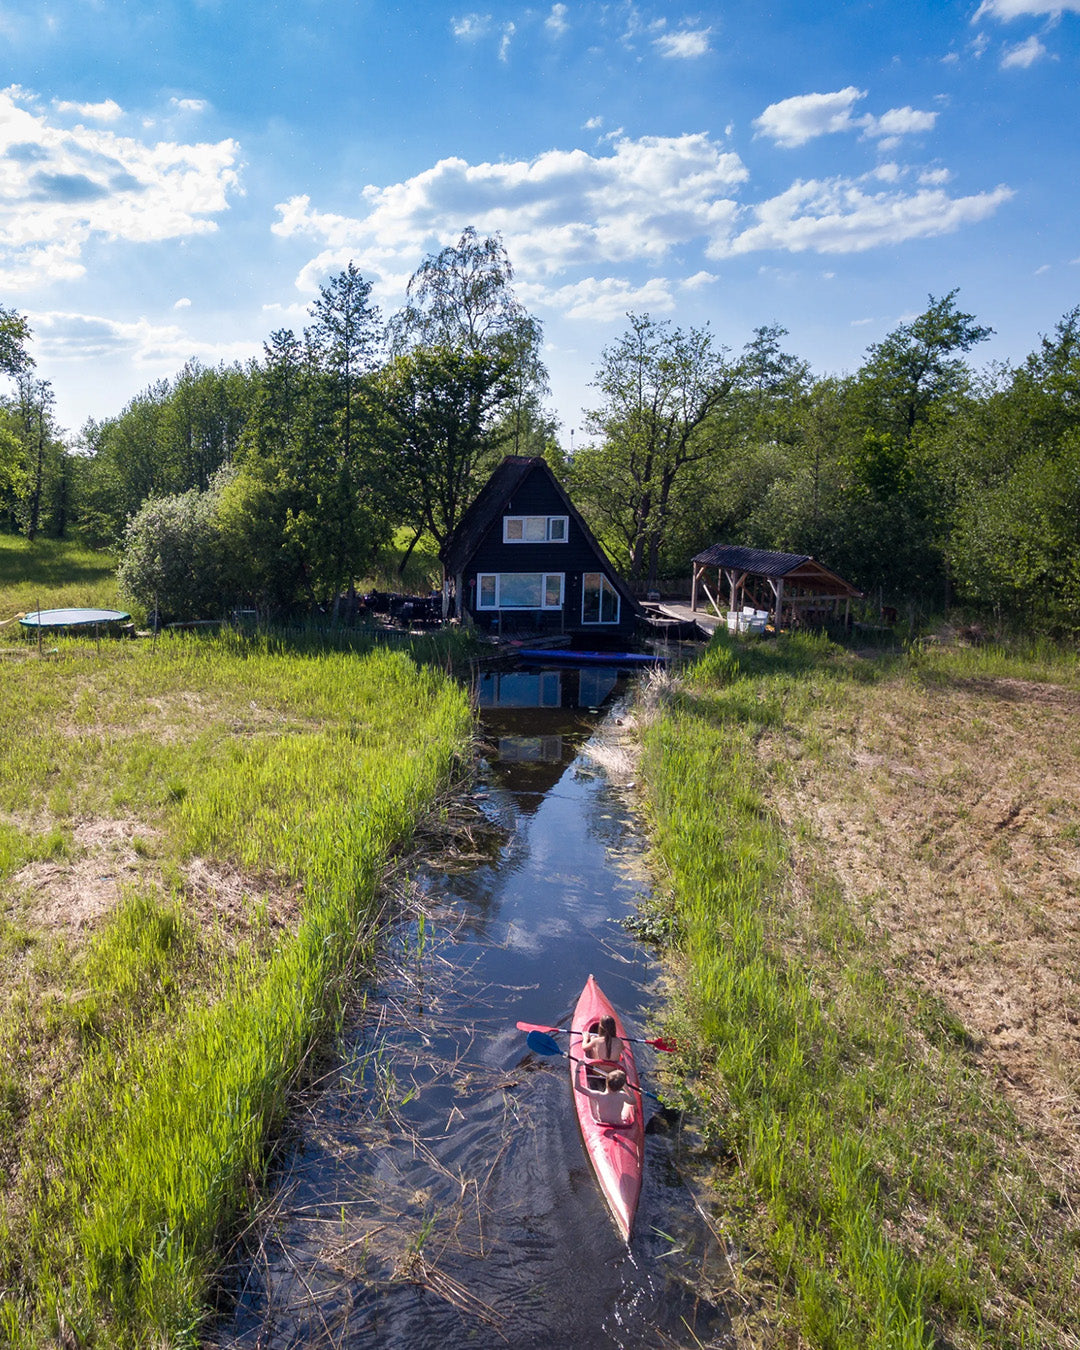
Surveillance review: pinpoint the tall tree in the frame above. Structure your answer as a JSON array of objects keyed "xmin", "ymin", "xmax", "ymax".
[
  {"xmin": 14, "ymin": 374, "xmax": 58, "ymax": 540},
  {"xmin": 0, "ymin": 304, "xmax": 33, "ymax": 380},
  {"xmin": 576, "ymin": 314, "xmax": 737, "ymax": 588},
  {"xmin": 305, "ymin": 261, "xmax": 382, "ymax": 469},
  {"xmin": 389, "ymin": 227, "xmax": 549, "ymax": 453},
  {"xmin": 375, "ymin": 344, "xmax": 515, "ymax": 573}
]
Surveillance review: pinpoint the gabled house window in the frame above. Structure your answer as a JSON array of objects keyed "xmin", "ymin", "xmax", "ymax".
[
  {"xmin": 477, "ymin": 572, "xmax": 565, "ymax": 610},
  {"xmin": 503, "ymin": 515, "xmax": 568, "ymax": 543},
  {"xmin": 582, "ymin": 572, "xmax": 620, "ymax": 624}
]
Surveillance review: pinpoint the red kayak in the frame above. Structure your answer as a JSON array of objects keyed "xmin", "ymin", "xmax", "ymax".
[{"xmin": 570, "ymin": 975, "xmax": 646, "ymax": 1243}]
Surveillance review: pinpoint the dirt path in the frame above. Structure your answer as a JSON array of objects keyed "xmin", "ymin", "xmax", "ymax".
[{"xmin": 773, "ymin": 666, "xmax": 1080, "ymax": 1170}]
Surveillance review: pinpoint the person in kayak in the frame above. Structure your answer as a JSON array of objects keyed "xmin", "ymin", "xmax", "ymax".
[
  {"xmin": 582, "ymin": 1067, "xmax": 635, "ymax": 1127},
  {"xmin": 581, "ymin": 1015, "xmax": 624, "ymax": 1064}
]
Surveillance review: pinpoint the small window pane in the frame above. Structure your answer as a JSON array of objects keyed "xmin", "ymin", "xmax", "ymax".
[
  {"xmin": 504, "ymin": 518, "xmax": 523, "ymax": 540},
  {"xmin": 545, "ymin": 574, "xmax": 563, "ymax": 607},
  {"xmin": 479, "ymin": 575, "xmax": 497, "ymax": 607},
  {"xmin": 524, "ymin": 516, "xmax": 547, "ymax": 541},
  {"xmin": 549, "ymin": 517, "xmax": 567, "ymax": 541}
]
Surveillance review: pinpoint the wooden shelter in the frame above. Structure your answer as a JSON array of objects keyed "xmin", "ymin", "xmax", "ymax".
[{"xmin": 690, "ymin": 545, "xmax": 861, "ymax": 631}]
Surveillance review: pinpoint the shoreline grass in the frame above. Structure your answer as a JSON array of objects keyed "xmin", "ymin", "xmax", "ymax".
[
  {"xmin": 0, "ymin": 631, "xmax": 474, "ymax": 1345},
  {"xmin": 640, "ymin": 633, "xmax": 1080, "ymax": 1349}
]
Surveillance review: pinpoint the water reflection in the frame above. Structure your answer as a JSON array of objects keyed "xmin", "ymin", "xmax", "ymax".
[{"xmin": 208, "ymin": 663, "xmax": 731, "ymax": 1350}]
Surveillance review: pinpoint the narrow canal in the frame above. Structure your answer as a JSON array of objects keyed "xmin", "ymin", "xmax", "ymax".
[{"xmin": 211, "ymin": 661, "xmax": 731, "ymax": 1349}]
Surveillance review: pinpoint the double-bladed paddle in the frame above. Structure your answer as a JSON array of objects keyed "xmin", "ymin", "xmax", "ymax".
[
  {"xmin": 516, "ymin": 1021, "xmax": 678, "ymax": 1053},
  {"xmin": 525, "ymin": 1029, "xmax": 663, "ymax": 1102}
]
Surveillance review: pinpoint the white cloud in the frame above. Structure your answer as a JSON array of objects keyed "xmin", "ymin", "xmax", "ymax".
[
  {"xmin": 170, "ymin": 97, "xmax": 210, "ymax": 114},
  {"xmin": 862, "ymin": 106, "xmax": 937, "ymax": 138},
  {"xmin": 654, "ymin": 28, "xmax": 711, "ymax": 58},
  {"xmin": 1000, "ymin": 34, "xmax": 1048, "ymax": 66},
  {"xmin": 451, "ymin": 13, "xmax": 491, "ymax": 39},
  {"xmin": 754, "ymin": 88, "xmax": 866, "ymax": 147},
  {"xmin": 755, "ymin": 89, "xmax": 937, "ymax": 148},
  {"xmin": 54, "ymin": 98, "xmax": 124, "ymax": 122},
  {"xmin": 499, "ymin": 21, "xmax": 515, "ymax": 60},
  {"xmin": 519, "ymin": 275, "xmax": 678, "ymax": 321},
  {"xmin": 273, "ymin": 133, "xmax": 749, "ymax": 294},
  {"xmin": 0, "ymin": 85, "xmax": 242, "ymax": 290},
  {"xmin": 974, "ymin": 0, "xmax": 1080, "ymax": 18},
  {"xmin": 30, "ymin": 309, "xmax": 257, "ymax": 370},
  {"xmin": 546, "ymin": 3, "xmax": 569, "ymax": 37},
  {"xmin": 723, "ymin": 176, "xmax": 1014, "ymax": 256},
  {"xmin": 584, "ymin": 116, "xmax": 604, "ymax": 130},
  {"xmin": 272, "ymin": 134, "xmax": 1012, "ymax": 321},
  {"xmin": 173, "ymin": 297, "xmax": 191, "ymax": 308},
  {"xmin": 919, "ymin": 167, "xmax": 952, "ymax": 185},
  {"xmin": 681, "ymin": 270, "xmax": 717, "ymax": 289}
]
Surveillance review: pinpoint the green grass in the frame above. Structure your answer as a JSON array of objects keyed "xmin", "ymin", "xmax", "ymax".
[
  {"xmin": 642, "ymin": 632, "xmax": 1080, "ymax": 1349},
  {"xmin": 0, "ymin": 632, "xmax": 474, "ymax": 1345},
  {"xmin": 0, "ymin": 534, "xmax": 119, "ymax": 622}
]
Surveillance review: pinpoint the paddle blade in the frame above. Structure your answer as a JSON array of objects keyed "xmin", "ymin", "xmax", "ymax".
[
  {"xmin": 648, "ymin": 1036, "xmax": 679, "ymax": 1053},
  {"xmin": 526, "ymin": 1030, "xmax": 564, "ymax": 1057},
  {"xmin": 516, "ymin": 1021, "xmax": 564, "ymax": 1037}
]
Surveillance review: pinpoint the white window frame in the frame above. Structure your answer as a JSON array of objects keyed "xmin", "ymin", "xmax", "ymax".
[
  {"xmin": 476, "ymin": 572, "xmax": 565, "ymax": 610},
  {"xmin": 502, "ymin": 514, "xmax": 569, "ymax": 544},
  {"xmin": 581, "ymin": 572, "xmax": 621, "ymax": 625}
]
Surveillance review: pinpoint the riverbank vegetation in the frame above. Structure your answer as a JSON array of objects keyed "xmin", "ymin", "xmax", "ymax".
[
  {"xmin": 0, "ymin": 628, "xmax": 473, "ymax": 1346},
  {"xmin": 640, "ymin": 632, "xmax": 1080, "ymax": 1348}
]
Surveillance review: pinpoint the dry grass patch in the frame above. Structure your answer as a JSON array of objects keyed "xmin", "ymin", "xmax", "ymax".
[{"xmin": 770, "ymin": 658, "xmax": 1080, "ymax": 1165}]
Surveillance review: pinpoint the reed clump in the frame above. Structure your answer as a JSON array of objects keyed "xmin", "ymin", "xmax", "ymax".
[
  {"xmin": 0, "ymin": 631, "xmax": 473, "ymax": 1346},
  {"xmin": 641, "ymin": 631, "xmax": 1080, "ymax": 1350}
]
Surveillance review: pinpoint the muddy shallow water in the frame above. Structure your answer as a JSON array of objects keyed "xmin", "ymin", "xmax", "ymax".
[{"xmin": 209, "ymin": 662, "xmax": 732, "ymax": 1349}]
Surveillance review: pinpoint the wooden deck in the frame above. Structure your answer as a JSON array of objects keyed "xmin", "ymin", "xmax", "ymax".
[{"xmin": 655, "ymin": 602, "xmax": 722, "ymax": 635}]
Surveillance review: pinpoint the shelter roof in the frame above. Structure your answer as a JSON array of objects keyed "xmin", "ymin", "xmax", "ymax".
[{"xmin": 692, "ymin": 545, "xmax": 860, "ymax": 596}]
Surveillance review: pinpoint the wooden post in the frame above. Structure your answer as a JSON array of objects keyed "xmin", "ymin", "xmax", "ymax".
[
  {"xmin": 775, "ymin": 578, "xmax": 785, "ymax": 631},
  {"xmin": 691, "ymin": 563, "xmax": 699, "ymax": 613}
]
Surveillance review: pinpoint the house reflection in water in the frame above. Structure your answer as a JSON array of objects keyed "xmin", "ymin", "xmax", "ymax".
[{"xmin": 475, "ymin": 664, "xmax": 624, "ymax": 810}]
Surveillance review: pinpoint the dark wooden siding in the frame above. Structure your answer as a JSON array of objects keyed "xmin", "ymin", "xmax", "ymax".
[{"xmin": 462, "ymin": 464, "xmax": 634, "ymax": 635}]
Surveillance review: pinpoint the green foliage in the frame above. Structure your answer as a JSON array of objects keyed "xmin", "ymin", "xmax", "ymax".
[
  {"xmin": 574, "ymin": 312, "xmax": 738, "ymax": 587},
  {"xmin": 116, "ymin": 472, "xmax": 233, "ymax": 621},
  {"xmin": 0, "ymin": 638, "xmax": 473, "ymax": 1344},
  {"xmin": 0, "ymin": 533, "xmax": 118, "ymax": 620},
  {"xmin": 81, "ymin": 362, "xmax": 254, "ymax": 544},
  {"xmin": 375, "ymin": 343, "xmax": 516, "ymax": 554}
]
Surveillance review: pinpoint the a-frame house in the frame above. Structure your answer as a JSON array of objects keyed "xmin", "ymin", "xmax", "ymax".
[{"xmin": 441, "ymin": 456, "xmax": 639, "ymax": 639}]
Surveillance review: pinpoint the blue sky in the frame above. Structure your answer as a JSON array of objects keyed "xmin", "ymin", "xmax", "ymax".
[{"xmin": 2, "ymin": 0, "xmax": 1079, "ymax": 442}]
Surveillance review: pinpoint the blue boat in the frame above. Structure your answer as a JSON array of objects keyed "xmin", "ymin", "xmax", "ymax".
[{"xmin": 515, "ymin": 648, "xmax": 669, "ymax": 667}]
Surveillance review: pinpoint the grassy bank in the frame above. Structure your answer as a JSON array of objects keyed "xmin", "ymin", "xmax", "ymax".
[
  {"xmin": 641, "ymin": 634, "xmax": 1080, "ymax": 1349},
  {"xmin": 0, "ymin": 534, "xmax": 119, "ymax": 619},
  {"xmin": 0, "ymin": 630, "xmax": 473, "ymax": 1345}
]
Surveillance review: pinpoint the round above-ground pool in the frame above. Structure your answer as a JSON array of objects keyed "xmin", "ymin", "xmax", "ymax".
[{"xmin": 19, "ymin": 608, "xmax": 131, "ymax": 628}]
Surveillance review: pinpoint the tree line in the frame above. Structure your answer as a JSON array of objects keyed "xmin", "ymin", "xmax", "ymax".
[{"xmin": 2, "ymin": 238, "xmax": 1079, "ymax": 633}]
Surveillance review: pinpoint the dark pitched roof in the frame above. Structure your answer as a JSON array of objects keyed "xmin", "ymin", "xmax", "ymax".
[
  {"xmin": 693, "ymin": 544, "xmax": 860, "ymax": 595},
  {"xmin": 440, "ymin": 456, "xmax": 538, "ymax": 574},
  {"xmin": 441, "ymin": 455, "xmax": 640, "ymax": 613}
]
